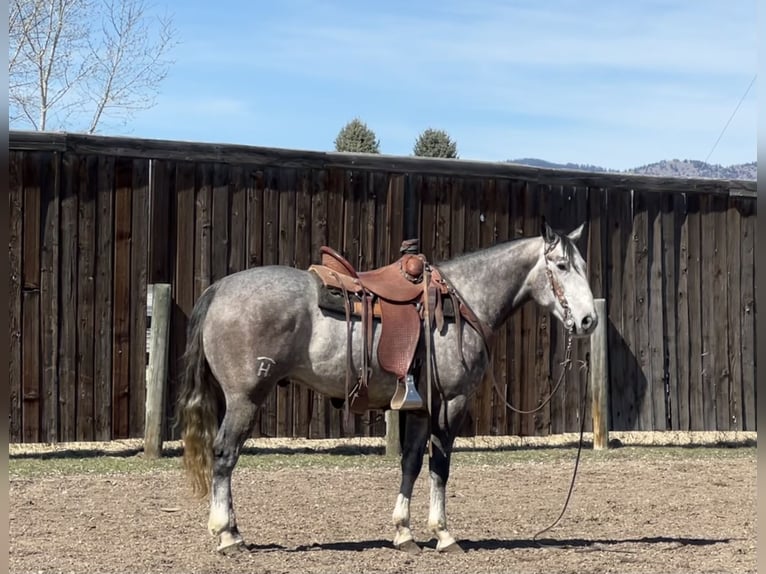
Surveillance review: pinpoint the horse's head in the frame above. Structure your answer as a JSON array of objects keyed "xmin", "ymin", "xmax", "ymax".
[{"xmin": 530, "ymin": 220, "xmax": 598, "ymax": 337}]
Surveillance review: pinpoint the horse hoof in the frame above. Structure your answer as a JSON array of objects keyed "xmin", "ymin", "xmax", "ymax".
[
  {"xmin": 218, "ymin": 540, "xmax": 246, "ymax": 555},
  {"xmin": 395, "ymin": 540, "xmax": 422, "ymax": 555},
  {"xmin": 438, "ymin": 542, "xmax": 465, "ymax": 554}
]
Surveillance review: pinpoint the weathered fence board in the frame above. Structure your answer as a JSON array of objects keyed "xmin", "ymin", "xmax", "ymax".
[
  {"xmin": 686, "ymin": 194, "xmax": 704, "ymax": 430},
  {"xmin": 59, "ymin": 154, "xmax": 79, "ymax": 442},
  {"xmin": 739, "ymin": 199, "xmax": 756, "ymax": 430},
  {"xmin": 129, "ymin": 159, "xmax": 150, "ymax": 438},
  {"xmin": 76, "ymin": 155, "xmax": 97, "ymax": 441},
  {"xmin": 10, "ymin": 154, "xmax": 24, "ymax": 443},
  {"xmin": 94, "ymin": 156, "xmax": 115, "ymax": 440},
  {"xmin": 8, "ymin": 133, "xmax": 757, "ymax": 443}
]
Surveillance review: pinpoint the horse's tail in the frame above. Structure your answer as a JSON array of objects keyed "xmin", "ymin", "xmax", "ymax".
[{"xmin": 176, "ymin": 282, "xmax": 223, "ymax": 500}]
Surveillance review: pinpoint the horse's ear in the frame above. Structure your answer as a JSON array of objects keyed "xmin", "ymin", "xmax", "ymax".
[
  {"xmin": 541, "ymin": 217, "xmax": 557, "ymax": 244},
  {"xmin": 567, "ymin": 222, "xmax": 586, "ymax": 243}
]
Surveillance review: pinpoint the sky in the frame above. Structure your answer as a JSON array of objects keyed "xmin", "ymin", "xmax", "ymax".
[{"xmin": 40, "ymin": 0, "xmax": 763, "ymax": 170}]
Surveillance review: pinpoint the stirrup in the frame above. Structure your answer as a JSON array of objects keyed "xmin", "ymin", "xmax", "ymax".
[{"xmin": 390, "ymin": 374, "xmax": 424, "ymax": 410}]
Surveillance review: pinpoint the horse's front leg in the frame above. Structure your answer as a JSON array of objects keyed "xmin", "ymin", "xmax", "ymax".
[
  {"xmin": 392, "ymin": 411, "xmax": 430, "ymax": 553},
  {"xmin": 428, "ymin": 395, "xmax": 468, "ymax": 553}
]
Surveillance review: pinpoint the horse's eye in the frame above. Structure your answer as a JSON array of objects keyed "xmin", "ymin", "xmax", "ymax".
[{"xmin": 557, "ymin": 262, "xmax": 568, "ymax": 271}]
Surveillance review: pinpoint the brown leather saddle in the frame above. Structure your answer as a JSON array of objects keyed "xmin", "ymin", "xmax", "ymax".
[{"xmin": 308, "ymin": 240, "xmax": 492, "ymax": 416}]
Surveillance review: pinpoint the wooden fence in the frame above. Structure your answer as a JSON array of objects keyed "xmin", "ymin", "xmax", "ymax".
[{"xmin": 9, "ymin": 132, "xmax": 757, "ymax": 443}]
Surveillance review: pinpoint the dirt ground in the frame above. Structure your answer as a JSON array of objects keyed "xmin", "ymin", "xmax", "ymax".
[{"xmin": 9, "ymin": 435, "xmax": 757, "ymax": 574}]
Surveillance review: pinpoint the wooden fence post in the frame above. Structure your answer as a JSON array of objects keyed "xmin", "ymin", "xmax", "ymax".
[
  {"xmin": 386, "ymin": 410, "xmax": 401, "ymax": 457},
  {"xmin": 144, "ymin": 283, "xmax": 171, "ymax": 458},
  {"xmin": 591, "ymin": 298, "xmax": 609, "ymax": 449}
]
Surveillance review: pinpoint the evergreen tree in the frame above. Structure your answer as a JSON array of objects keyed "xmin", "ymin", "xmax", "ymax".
[
  {"xmin": 334, "ymin": 118, "xmax": 381, "ymax": 153},
  {"xmin": 413, "ymin": 128, "xmax": 458, "ymax": 158}
]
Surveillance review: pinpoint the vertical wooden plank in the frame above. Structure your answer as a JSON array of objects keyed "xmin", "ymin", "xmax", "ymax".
[
  {"xmin": 111, "ymin": 157, "xmax": 133, "ymax": 439},
  {"xmin": 194, "ymin": 163, "xmax": 212, "ymax": 301},
  {"xmin": 37, "ymin": 152, "xmax": 60, "ymax": 443},
  {"xmin": 387, "ymin": 174, "xmax": 405, "ymax": 263},
  {"xmin": 148, "ymin": 160, "xmax": 173, "ymax": 284},
  {"xmin": 129, "ymin": 159, "xmax": 150, "ymax": 438},
  {"xmin": 419, "ymin": 175, "xmax": 437, "ymax": 258},
  {"xmin": 9, "ymin": 152, "xmax": 24, "ymax": 442},
  {"xmin": 76, "ymin": 155, "xmax": 98, "ymax": 441},
  {"xmin": 227, "ymin": 165, "xmax": 246, "ymax": 274},
  {"xmin": 434, "ymin": 176, "xmax": 451, "ymax": 263},
  {"xmin": 726, "ymin": 197, "xmax": 743, "ymax": 430},
  {"xmin": 606, "ymin": 188, "xmax": 625, "ymax": 430},
  {"xmin": 23, "ymin": 152, "xmax": 43, "ymax": 443},
  {"xmin": 58, "ymin": 153, "xmax": 79, "ymax": 442},
  {"xmin": 699, "ymin": 194, "xmax": 718, "ymax": 429},
  {"xmin": 211, "ymin": 163, "xmax": 230, "ymax": 283},
  {"xmin": 247, "ymin": 168, "xmax": 265, "ymax": 270},
  {"xmin": 661, "ymin": 192, "xmax": 680, "ymax": 430},
  {"xmin": 647, "ymin": 193, "xmax": 667, "ymax": 430},
  {"xmin": 710, "ymin": 196, "xmax": 730, "ymax": 431},
  {"xmin": 685, "ymin": 193, "xmax": 704, "ymax": 430},
  {"xmin": 674, "ymin": 194, "xmax": 692, "ymax": 430},
  {"xmin": 632, "ymin": 191, "xmax": 652, "ymax": 430},
  {"xmin": 710, "ymin": 196, "xmax": 732, "ymax": 430},
  {"xmin": 94, "ymin": 156, "xmax": 115, "ymax": 440},
  {"xmin": 587, "ymin": 187, "xmax": 606, "ymax": 300},
  {"xmin": 739, "ymin": 198, "xmax": 755, "ymax": 430},
  {"xmin": 344, "ymin": 170, "xmax": 363, "ymax": 269}
]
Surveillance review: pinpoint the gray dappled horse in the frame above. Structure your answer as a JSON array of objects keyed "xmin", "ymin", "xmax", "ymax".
[{"xmin": 178, "ymin": 220, "xmax": 598, "ymax": 554}]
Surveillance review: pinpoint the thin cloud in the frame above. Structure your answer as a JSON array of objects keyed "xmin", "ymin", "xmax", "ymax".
[{"xmin": 123, "ymin": 0, "xmax": 755, "ymax": 168}]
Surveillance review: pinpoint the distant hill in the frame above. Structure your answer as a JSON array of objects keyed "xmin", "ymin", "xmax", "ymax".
[{"xmin": 509, "ymin": 157, "xmax": 756, "ymax": 181}]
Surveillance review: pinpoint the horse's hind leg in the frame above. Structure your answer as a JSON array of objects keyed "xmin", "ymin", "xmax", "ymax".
[
  {"xmin": 392, "ymin": 411, "xmax": 430, "ymax": 553},
  {"xmin": 208, "ymin": 394, "xmax": 258, "ymax": 553}
]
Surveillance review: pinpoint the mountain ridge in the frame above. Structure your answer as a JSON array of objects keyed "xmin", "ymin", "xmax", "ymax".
[{"xmin": 509, "ymin": 157, "xmax": 756, "ymax": 181}]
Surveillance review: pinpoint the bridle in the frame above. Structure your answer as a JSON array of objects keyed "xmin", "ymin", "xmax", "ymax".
[{"xmin": 493, "ymin": 236, "xmax": 576, "ymax": 416}]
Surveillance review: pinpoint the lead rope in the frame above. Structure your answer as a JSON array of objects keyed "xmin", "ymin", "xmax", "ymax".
[
  {"xmin": 486, "ymin": 244, "xmax": 590, "ymax": 546},
  {"xmin": 532, "ymin": 355, "xmax": 590, "ymax": 544}
]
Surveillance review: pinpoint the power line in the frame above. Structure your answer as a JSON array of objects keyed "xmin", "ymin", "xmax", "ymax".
[{"xmin": 704, "ymin": 73, "xmax": 756, "ymax": 164}]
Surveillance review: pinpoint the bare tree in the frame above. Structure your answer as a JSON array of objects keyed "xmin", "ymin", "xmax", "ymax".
[{"xmin": 9, "ymin": 0, "xmax": 176, "ymax": 133}]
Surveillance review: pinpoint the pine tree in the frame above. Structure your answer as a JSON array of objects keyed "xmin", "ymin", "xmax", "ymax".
[
  {"xmin": 334, "ymin": 118, "xmax": 381, "ymax": 153},
  {"xmin": 413, "ymin": 128, "xmax": 458, "ymax": 158}
]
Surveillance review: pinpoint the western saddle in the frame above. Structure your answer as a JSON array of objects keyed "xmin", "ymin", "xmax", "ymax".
[{"xmin": 308, "ymin": 240, "xmax": 492, "ymax": 416}]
